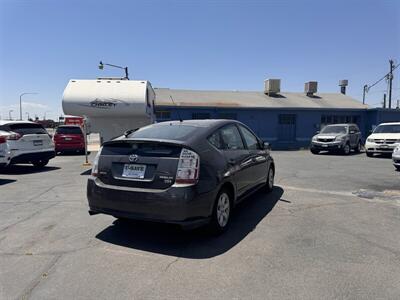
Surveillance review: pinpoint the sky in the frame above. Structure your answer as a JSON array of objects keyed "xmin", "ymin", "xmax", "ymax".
[{"xmin": 0, "ymin": 0, "xmax": 399, "ymax": 120}]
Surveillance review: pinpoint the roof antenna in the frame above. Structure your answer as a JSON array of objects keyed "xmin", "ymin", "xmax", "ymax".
[{"xmin": 170, "ymin": 95, "xmax": 183, "ymax": 122}]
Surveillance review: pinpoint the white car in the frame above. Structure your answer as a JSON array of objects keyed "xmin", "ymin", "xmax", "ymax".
[
  {"xmin": 0, "ymin": 130, "xmax": 11, "ymax": 168},
  {"xmin": 365, "ymin": 122, "xmax": 400, "ymax": 157},
  {"xmin": 0, "ymin": 121, "xmax": 55, "ymax": 168},
  {"xmin": 393, "ymin": 145, "xmax": 400, "ymax": 171}
]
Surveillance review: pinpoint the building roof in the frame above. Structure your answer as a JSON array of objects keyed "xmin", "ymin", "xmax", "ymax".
[{"xmin": 154, "ymin": 88, "xmax": 368, "ymax": 110}]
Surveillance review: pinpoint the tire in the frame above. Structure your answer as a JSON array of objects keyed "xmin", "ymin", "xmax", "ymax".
[
  {"xmin": 366, "ymin": 152, "xmax": 373, "ymax": 157},
  {"xmin": 395, "ymin": 166, "xmax": 400, "ymax": 171},
  {"xmin": 342, "ymin": 143, "xmax": 351, "ymax": 155},
  {"xmin": 265, "ymin": 166, "xmax": 274, "ymax": 193},
  {"xmin": 354, "ymin": 141, "xmax": 362, "ymax": 153},
  {"xmin": 32, "ymin": 159, "xmax": 49, "ymax": 168},
  {"xmin": 310, "ymin": 149, "xmax": 319, "ymax": 155},
  {"xmin": 209, "ymin": 188, "xmax": 232, "ymax": 234}
]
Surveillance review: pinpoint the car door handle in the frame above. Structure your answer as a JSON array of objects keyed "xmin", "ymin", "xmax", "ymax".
[{"xmin": 228, "ymin": 158, "xmax": 236, "ymax": 165}]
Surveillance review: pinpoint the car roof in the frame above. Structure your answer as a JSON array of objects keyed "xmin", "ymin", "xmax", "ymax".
[
  {"xmin": 0, "ymin": 120, "xmax": 37, "ymax": 126},
  {"xmin": 378, "ymin": 122, "xmax": 400, "ymax": 126},
  {"xmin": 324, "ymin": 123, "xmax": 356, "ymax": 127}
]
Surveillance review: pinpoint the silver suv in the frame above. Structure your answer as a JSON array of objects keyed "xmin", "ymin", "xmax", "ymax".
[{"xmin": 310, "ymin": 124, "xmax": 362, "ymax": 155}]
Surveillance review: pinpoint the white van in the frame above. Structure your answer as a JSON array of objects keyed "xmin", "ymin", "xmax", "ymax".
[
  {"xmin": 0, "ymin": 121, "xmax": 55, "ymax": 168},
  {"xmin": 365, "ymin": 122, "xmax": 400, "ymax": 157}
]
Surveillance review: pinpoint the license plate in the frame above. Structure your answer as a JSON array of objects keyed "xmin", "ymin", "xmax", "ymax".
[
  {"xmin": 381, "ymin": 145, "xmax": 388, "ymax": 148},
  {"xmin": 322, "ymin": 144, "xmax": 328, "ymax": 147},
  {"xmin": 122, "ymin": 164, "xmax": 146, "ymax": 179},
  {"xmin": 64, "ymin": 137, "xmax": 72, "ymax": 141},
  {"xmin": 33, "ymin": 140, "xmax": 43, "ymax": 146}
]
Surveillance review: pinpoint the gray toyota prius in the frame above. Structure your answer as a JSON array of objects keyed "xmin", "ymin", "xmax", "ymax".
[{"xmin": 87, "ymin": 119, "xmax": 275, "ymax": 233}]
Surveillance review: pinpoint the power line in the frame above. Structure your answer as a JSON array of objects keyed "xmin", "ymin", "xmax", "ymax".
[{"xmin": 366, "ymin": 62, "xmax": 399, "ymax": 91}]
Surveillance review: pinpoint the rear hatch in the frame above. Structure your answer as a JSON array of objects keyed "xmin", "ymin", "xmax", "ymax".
[
  {"xmin": 99, "ymin": 140, "xmax": 183, "ymax": 189},
  {"xmin": 54, "ymin": 127, "xmax": 83, "ymax": 145},
  {"xmin": 8, "ymin": 123, "xmax": 53, "ymax": 151}
]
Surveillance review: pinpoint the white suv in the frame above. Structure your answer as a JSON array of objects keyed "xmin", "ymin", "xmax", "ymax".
[
  {"xmin": 0, "ymin": 121, "xmax": 55, "ymax": 168},
  {"xmin": 365, "ymin": 122, "xmax": 400, "ymax": 157},
  {"xmin": 0, "ymin": 130, "xmax": 11, "ymax": 168}
]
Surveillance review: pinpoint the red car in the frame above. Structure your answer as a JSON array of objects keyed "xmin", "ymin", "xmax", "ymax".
[{"xmin": 54, "ymin": 125, "xmax": 85, "ymax": 154}]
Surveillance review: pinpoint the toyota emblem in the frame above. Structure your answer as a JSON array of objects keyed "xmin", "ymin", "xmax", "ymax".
[{"xmin": 129, "ymin": 154, "xmax": 138, "ymax": 162}]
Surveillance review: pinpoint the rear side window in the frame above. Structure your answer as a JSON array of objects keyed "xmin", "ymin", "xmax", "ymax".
[
  {"xmin": 129, "ymin": 124, "xmax": 198, "ymax": 141},
  {"xmin": 8, "ymin": 123, "xmax": 47, "ymax": 135},
  {"xmin": 239, "ymin": 125, "xmax": 260, "ymax": 150},
  {"xmin": 208, "ymin": 131, "xmax": 223, "ymax": 149},
  {"xmin": 220, "ymin": 125, "xmax": 244, "ymax": 150},
  {"xmin": 56, "ymin": 127, "xmax": 82, "ymax": 134}
]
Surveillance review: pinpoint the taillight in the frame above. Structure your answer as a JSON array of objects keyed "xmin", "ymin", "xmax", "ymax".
[
  {"xmin": 175, "ymin": 148, "xmax": 200, "ymax": 185},
  {"xmin": 91, "ymin": 147, "xmax": 102, "ymax": 177},
  {"xmin": 0, "ymin": 136, "xmax": 6, "ymax": 144},
  {"xmin": 7, "ymin": 132, "xmax": 22, "ymax": 140}
]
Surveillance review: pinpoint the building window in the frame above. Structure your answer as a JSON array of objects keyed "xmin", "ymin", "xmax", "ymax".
[
  {"xmin": 155, "ymin": 110, "xmax": 171, "ymax": 120},
  {"xmin": 278, "ymin": 114, "xmax": 296, "ymax": 124},
  {"xmin": 217, "ymin": 113, "xmax": 237, "ymax": 120},
  {"xmin": 192, "ymin": 113, "xmax": 211, "ymax": 119},
  {"xmin": 321, "ymin": 115, "xmax": 360, "ymax": 126}
]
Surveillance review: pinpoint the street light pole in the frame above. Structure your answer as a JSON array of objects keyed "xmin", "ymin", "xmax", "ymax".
[{"xmin": 19, "ymin": 92, "xmax": 38, "ymax": 120}]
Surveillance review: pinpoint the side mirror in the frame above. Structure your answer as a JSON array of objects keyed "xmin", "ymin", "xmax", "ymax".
[
  {"xmin": 263, "ymin": 141, "xmax": 271, "ymax": 150},
  {"xmin": 315, "ymin": 131, "xmax": 320, "ymax": 134}
]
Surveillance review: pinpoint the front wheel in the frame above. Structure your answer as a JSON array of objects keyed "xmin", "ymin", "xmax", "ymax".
[
  {"xmin": 310, "ymin": 149, "xmax": 319, "ymax": 155},
  {"xmin": 209, "ymin": 189, "xmax": 231, "ymax": 234},
  {"xmin": 342, "ymin": 143, "xmax": 351, "ymax": 155},
  {"xmin": 366, "ymin": 152, "xmax": 373, "ymax": 157},
  {"xmin": 395, "ymin": 166, "xmax": 400, "ymax": 171},
  {"xmin": 32, "ymin": 159, "xmax": 49, "ymax": 168}
]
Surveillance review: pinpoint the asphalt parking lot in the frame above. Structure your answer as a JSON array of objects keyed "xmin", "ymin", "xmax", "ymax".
[{"xmin": 0, "ymin": 151, "xmax": 399, "ymax": 300}]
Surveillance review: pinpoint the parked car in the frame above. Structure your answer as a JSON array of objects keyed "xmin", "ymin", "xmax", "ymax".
[
  {"xmin": 392, "ymin": 145, "xmax": 400, "ymax": 171},
  {"xmin": 54, "ymin": 125, "xmax": 85, "ymax": 154},
  {"xmin": 365, "ymin": 122, "xmax": 400, "ymax": 157},
  {"xmin": 0, "ymin": 121, "xmax": 55, "ymax": 168},
  {"xmin": 310, "ymin": 123, "xmax": 362, "ymax": 155},
  {"xmin": 0, "ymin": 130, "xmax": 11, "ymax": 168},
  {"xmin": 87, "ymin": 119, "xmax": 275, "ymax": 233}
]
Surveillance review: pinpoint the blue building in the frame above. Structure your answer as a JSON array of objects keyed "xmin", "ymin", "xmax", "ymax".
[{"xmin": 153, "ymin": 81, "xmax": 400, "ymax": 149}]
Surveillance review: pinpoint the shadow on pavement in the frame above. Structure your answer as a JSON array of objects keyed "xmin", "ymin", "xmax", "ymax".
[
  {"xmin": 0, "ymin": 179, "xmax": 17, "ymax": 186},
  {"xmin": 80, "ymin": 169, "xmax": 92, "ymax": 176},
  {"xmin": 96, "ymin": 186, "xmax": 284, "ymax": 259},
  {"xmin": 56, "ymin": 151, "xmax": 90, "ymax": 156},
  {"xmin": 0, "ymin": 165, "xmax": 60, "ymax": 175}
]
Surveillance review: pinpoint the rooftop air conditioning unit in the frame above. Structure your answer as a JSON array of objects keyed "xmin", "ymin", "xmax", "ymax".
[
  {"xmin": 264, "ymin": 79, "xmax": 281, "ymax": 95},
  {"xmin": 305, "ymin": 81, "xmax": 318, "ymax": 96}
]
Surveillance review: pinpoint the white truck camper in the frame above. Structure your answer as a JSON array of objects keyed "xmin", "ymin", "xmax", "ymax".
[{"xmin": 62, "ymin": 79, "xmax": 156, "ymax": 143}]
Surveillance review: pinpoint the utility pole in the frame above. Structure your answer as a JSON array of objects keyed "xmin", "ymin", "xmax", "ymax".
[
  {"xmin": 388, "ymin": 59, "xmax": 394, "ymax": 109},
  {"xmin": 383, "ymin": 93, "xmax": 387, "ymax": 109},
  {"xmin": 362, "ymin": 84, "xmax": 368, "ymax": 104}
]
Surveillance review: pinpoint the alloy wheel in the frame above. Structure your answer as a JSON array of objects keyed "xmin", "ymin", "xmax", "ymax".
[{"xmin": 216, "ymin": 193, "xmax": 230, "ymax": 228}]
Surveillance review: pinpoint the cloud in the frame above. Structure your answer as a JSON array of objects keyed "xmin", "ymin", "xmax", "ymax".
[{"xmin": 21, "ymin": 101, "xmax": 49, "ymax": 109}]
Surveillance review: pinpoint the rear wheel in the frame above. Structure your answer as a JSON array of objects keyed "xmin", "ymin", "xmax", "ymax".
[
  {"xmin": 209, "ymin": 188, "xmax": 231, "ymax": 234},
  {"xmin": 265, "ymin": 166, "xmax": 274, "ymax": 193},
  {"xmin": 354, "ymin": 141, "xmax": 362, "ymax": 153},
  {"xmin": 32, "ymin": 159, "xmax": 49, "ymax": 168}
]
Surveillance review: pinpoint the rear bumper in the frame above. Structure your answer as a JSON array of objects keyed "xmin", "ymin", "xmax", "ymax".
[
  {"xmin": 10, "ymin": 150, "xmax": 56, "ymax": 164},
  {"xmin": 55, "ymin": 143, "xmax": 85, "ymax": 152},
  {"xmin": 311, "ymin": 142, "xmax": 343, "ymax": 151},
  {"xmin": 87, "ymin": 177, "xmax": 215, "ymax": 229}
]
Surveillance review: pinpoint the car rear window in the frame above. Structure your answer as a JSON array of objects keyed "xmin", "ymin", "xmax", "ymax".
[
  {"xmin": 56, "ymin": 127, "xmax": 82, "ymax": 134},
  {"xmin": 8, "ymin": 123, "xmax": 47, "ymax": 135},
  {"xmin": 129, "ymin": 124, "xmax": 199, "ymax": 141}
]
